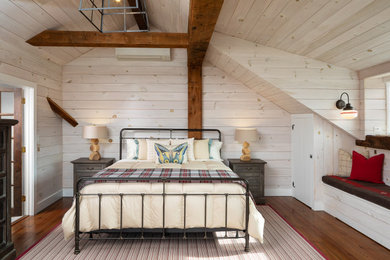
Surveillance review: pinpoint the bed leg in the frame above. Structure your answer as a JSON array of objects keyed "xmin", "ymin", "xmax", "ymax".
[
  {"xmin": 75, "ymin": 192, "xmax": 81, "ymax": 255},
  {"xmin": 244, "ymin": 232, "xmax": 250, "ymax": 252},
  {"xmin": 244, "ymin": 181, "xmax": 250, "ymax": 252}
]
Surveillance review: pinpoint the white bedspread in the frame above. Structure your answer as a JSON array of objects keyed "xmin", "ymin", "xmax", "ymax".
[{"xmin": 62, "ymin": 160, "xmax": 265, "ymax": 242}]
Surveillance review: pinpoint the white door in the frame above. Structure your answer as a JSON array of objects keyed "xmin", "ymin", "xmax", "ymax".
[{"xmin": 291, "ymin": 114, "xmax": 314, "ymax": 208}]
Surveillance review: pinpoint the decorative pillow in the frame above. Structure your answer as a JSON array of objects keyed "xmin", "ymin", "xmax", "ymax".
[
  {"xmin": 126, "ymin": 139, "xmax": 138, "ymax": 159},
  {"xmin": 349, "ymin": 151, "xmax": 384, "ymax": 183},
  {"xmin": 209, "ymin": 140, "xmax": 223, "ymax": 161},
  {"xmin": 154, "ymin": 143, "xmax": 188, "ymax": 164},
  {"xmin": 137, "ymin": 139, "xmax": 148, "ymax": 160},
  {"xmin": 194, "ymin": 139, "xmax": 210, "ymax": 160},
  {"xmin": 171, "ymin": 138, "xmax": 195, "ymax": 161},
  {"xmin": 337, "ymin": 149, "xmax": 369, "ymax": 177},
  {"xmin": 146, "ymin": 139, "xmax": 170, "ymax": 161},
  {"xmin": 126, "ymin": 139, "xmax": 147, "ymax": 160}
]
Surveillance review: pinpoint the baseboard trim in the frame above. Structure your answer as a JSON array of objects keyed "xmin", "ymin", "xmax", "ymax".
[
  {"xmin": 265, "ymin": 188, "xmax": 292, "ymax": 196},
  {"xmin": 35, "ymin": 189, "xmax": 63, "ymax": 214},
  {"xmin": 62, "ymin": 188, "xmax": 73, "ymax": 197}
]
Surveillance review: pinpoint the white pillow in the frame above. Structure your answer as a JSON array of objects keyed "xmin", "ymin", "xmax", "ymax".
[
  {"xmin": 126, "ymin": 139, "xmax": 138, "ymax": 159},
  {"xmin": 209, "ymin": 140, "xmax": 223, "ymax": 161},
  {"xmin": 137, "ymin": 139, "xmax": 148, "ymax": 160},
  {"xmin": 171, "ymin": 138, "xmax": 195, "ymax": 161},
  {"xmin": 126, "ymin": 139, "xmax": 147, "ymax": 160},
  {"xmin": 146, "ymin": 139, "xmax": 170, "ymax": 161},
  {"xmin": 194, "ymin": 139, "xmax": 210, "ymax": 160}
]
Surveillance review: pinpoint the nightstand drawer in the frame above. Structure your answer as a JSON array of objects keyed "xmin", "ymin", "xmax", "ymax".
[
  {"xmin": 75, "ymin": 164, "xmax": 104, "ymax": 172},
  {"xmin": 233, "ymin": 165, "xmax": 261, "ymax": 173}
]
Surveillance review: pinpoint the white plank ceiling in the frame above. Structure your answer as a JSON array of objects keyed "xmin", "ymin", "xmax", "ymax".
[
  {"xmin": 2, "ymin": 0, "xmax": 390, "ymax": 70},
  {"xmin": 2, "ymin": 0, "xmax": 136, "ymax": 65},
  {"xmin": 147, "ymin": 0, "xmax": 390, "ymax": 71}
]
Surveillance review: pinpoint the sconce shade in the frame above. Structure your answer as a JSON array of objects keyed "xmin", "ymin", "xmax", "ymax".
[
  {"xmin": 235, "ymin": 128, "xmax": 259, "ymax": 143},
  {"xmin": 83, "ymin": 125, "xmax": 108, "ymax": 139},
  {"xmin": 336, "ymin": 92, "xmax": 358, "ymax": 119},
  {"xmin": 340, "ymin": 103, "xmax": 358, "ymax": 119}
]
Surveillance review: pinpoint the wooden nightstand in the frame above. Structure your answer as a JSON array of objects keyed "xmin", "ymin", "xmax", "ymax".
[
  {"xmin": 228, "ymin": 159, "xmax": 267, "ymax": 204},
  {"xmin": 71, "ymin": 158, "xmax": 115, "ymax": 195}
]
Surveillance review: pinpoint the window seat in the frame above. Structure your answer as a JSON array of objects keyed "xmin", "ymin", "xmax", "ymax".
[
  {"xmin": 322, "ymin": 176, "xmax": 390, "ymax": 210},
  {"xmin": 322, "ymin": 176, "xmax": 390, "ymax": 249}
]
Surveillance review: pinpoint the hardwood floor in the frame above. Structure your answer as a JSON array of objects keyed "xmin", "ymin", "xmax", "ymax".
[
  {"xmin": 266, "ymin": 197, "xmax": 390, "ymax": 260},
  {"xmin": 11, "ymin": 197, "xmax": 390, "ymax": 259},
  {"xmin": 11, "ymin": 198, "xmax": 72, "ymax": 256}
]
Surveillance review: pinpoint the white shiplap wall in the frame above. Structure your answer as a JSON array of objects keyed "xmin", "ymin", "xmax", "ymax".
[
  {"xmin": 0, "ymin": 32, "xmax": 63, "ymax": 213},
  {"xmin": 364, "ymin": 76, "xmax": 387, "ymax": 135},
  {"xmin": 208, "ymin": 32, "xmax": 362, "ymax": 138},
  {"xmin": 62, "ymin": 48, "xmax": 292, "ymax": 196}
]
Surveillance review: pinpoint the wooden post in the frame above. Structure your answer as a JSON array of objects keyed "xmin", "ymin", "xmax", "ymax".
[
  {"xmin": 187, "ymin": 0, "xmax": 223, "ymax": 138},
  {"xmin": 188, "ymin": 65, "xmax": 203, "ymax": 139}
]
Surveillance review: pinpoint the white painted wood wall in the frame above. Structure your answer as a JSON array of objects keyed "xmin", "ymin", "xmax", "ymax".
[
  {"xmin": 62, "ymin": 48, "xmax": 292, "ymax": 196},
  {"xmin": 0, "ymin": 27, "xmax": 63, "ymax": 213},
  {"xmin": 364, "ymin": 76, "xmax": 387, "ymax": 135},
  {"xmin": 208, "ymin": 32, "xmax": 362, "ymax": 138}
]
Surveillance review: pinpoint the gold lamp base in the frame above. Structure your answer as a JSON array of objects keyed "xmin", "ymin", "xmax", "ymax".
[
  {"xmin": 240, "ymin": 141, "xmax": 251, "ymax": 161},
  {"xmin": 89, "ymin": 138, "xmax": 101, "ymax": 161}
]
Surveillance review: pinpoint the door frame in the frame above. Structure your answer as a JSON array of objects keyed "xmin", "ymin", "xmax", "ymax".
[
  {"xmin": 0, "ymin": 73, "xmax": 36, "ymax": 216},
  {"xmin": 291, "ymin": 114, "xmax": 314, "ymax": 208},
  {"xmin": 0, "ymin": 87, "xmax": 23, "ymax": 216}
]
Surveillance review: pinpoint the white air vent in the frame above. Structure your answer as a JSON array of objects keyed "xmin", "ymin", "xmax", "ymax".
[{"xmin": 115, "ymin": 48, "xmax": 171, "ymax": 61}]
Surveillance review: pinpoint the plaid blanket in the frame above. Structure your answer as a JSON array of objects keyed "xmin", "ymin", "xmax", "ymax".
[{"xmin": 78, "ymin": 168, "xmax": 248, "ymax": 190}]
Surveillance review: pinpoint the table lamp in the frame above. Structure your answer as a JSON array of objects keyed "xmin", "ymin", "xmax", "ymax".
[
  {"xmin": 83, "ymin": 125, "xmax": 108, "ymax": 161},
  {"xmin": 235, "ymin": 128, "xmax": 258, "ymax": 161}
]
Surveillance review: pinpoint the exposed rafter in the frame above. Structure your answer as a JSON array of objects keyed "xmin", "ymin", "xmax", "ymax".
[
  {"xmin": 187, "ymin": 0, "xmax": 224, "ymax": 67},
  {"xmin": 26, "ymin": 31, "xmax": 189, "ymax": 48}
]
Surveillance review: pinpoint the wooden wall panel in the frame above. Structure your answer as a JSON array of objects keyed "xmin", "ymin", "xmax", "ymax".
[
  {"xmin": 62, "ymin": 48, "xmax": 292, "ymax": 196},
  {"xmin": 0, "ymin": 31, "xmax": 63, "ymax": 213},
  {"xmin": 363, "ymin": 76, "xmax": 387, "ymax": 135},
  {"xmin": 207, "ymin": 32, "xmax": 363, "ymax": 138}
]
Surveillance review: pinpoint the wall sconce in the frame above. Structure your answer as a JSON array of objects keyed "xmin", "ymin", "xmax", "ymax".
[{"xmin": 336, "ymin": 92, "xmax": 358, "ymax": 119}]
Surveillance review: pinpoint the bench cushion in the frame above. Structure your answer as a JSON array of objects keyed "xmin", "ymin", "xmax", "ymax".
[{"xmin": 322, "ymin": 176, "xmax": 390, "ymax": 210}]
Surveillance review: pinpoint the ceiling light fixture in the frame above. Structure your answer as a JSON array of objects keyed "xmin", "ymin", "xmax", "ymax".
[{"xmin": 336, "ymin": 92, "xmax": 358, "ymax": 119}]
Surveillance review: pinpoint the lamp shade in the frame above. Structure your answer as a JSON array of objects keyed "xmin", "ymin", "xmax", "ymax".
[
  {"xmin": 340, "ymin": 109, "xmax": 358, "ymax": 119},
  {"xmin": 234, "ymin": 128, "xmax": 258, "ymax": 143},
  {"xmin": 82, "ymin": 125, "xmax": 108, "ymax": 139}
]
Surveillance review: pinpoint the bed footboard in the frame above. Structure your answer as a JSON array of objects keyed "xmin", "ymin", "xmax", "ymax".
[{"xmin": 74, "ymin": 177, "xmax": 251, "ymax": 254}]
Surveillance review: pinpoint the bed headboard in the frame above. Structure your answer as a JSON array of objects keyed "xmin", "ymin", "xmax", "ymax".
[{"xmin": 119, "ymin": 128, "xmax": 222, "ymax": 160}]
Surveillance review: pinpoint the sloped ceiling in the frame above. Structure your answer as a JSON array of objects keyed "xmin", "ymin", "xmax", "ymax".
[
  {"xmin": 3, "ymin": 0, "xmax": 390, "ymax": 70},
  {"xmin": 148, "ymin": 0, "xmax": 390, "ymax": 71},
  {"xmin": 1, "ymin": 0, "xmax": 136, "ymax": 65}
]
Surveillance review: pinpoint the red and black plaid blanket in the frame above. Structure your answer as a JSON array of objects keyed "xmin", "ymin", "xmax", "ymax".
[
  {"xmin": 94, "ymin": 168, "xmax": 239, "ymax": 179},
  {"xmin": 78, "ymin": 168, "xmax": 249, "ymax": 192}
]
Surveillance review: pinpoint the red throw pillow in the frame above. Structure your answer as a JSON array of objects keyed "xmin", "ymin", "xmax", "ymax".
[{"xmin": 349, "ymin": 151, "xmax": 384, "ymax": 184}]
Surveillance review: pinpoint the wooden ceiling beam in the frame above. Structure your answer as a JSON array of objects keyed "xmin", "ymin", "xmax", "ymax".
[
  {"xmin": 26, "ymin": 30, "xmax": 189, "ymax": 48},
  {"xmin": 128, "ymin": 0, "xmax": 148, "ymax": 30},
  {"xmin": 187, "ymin": 0, "xmax": 224, "ymax": 66}
]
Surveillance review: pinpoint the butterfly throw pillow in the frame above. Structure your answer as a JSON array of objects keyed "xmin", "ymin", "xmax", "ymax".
[{"xmin": 154, "ymin": 143, "xmax": 188, "ymax": 164}]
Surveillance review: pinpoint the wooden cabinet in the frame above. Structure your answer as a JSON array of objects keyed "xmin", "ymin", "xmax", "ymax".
[
  {"xmin": 228, "ymin": 159, "xmax": 267, "ymax": 205},
  {"xmin": 0, "ymin": 120, "xmax": 17, "ymax": 260},
  {"xmin": 71, "ymin": 158, "xmax": 115, "ymax": 195}
]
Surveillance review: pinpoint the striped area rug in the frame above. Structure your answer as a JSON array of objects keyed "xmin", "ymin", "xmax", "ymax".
[{"xmin": 17, "ymin": 206, "xmax": 326, "ymax": 260}]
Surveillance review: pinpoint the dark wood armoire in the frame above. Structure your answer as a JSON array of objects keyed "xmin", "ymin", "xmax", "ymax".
[{"xmin": 0, "ymin": 120, "xmax": 17, "ymax": 260}]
